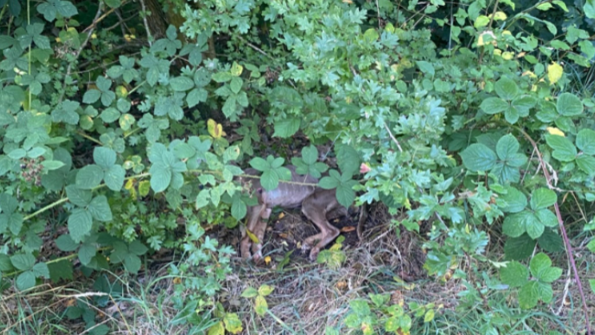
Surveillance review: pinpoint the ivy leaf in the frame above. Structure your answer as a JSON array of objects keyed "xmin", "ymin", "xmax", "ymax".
[
  {"xmin": 556, "ymin": 92, "xmax": 583, "ymax": 116},
  {"xmin": 545, "ymin": 134, "xmax": 577, "ymax": 162},
  {"xmin": 68, "ymin": 208, "xmax": 93, "ymax": 243},
  {"xmin": 460, "ymin": 144, "xmax": 497, "ymax": 171}
]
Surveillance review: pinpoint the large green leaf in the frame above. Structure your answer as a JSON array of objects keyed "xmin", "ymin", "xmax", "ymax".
[
  {"xmin": 88, "ymin": 196, "xmax": 113, "ymax": 222},
  {"xmin": 460, "ymin": 144, "xmax": 497, "ymax": 171},
  {"xmin": 530, "ymin": 188, "xmax": 557, "ymax": 210},
  {"xmin": 500, "ymin": 261, "xmax": 528, "ymax": 288},
  {"xmin": 495, "ymin": 76, "xmax": 519, "ymax": 100},
  {"xmin": 75, "ymin": 165, "xmax": 104, "ymax": 189},
  {"xmin": 576, "ymin": 128, "xmax": 595, "ymax": 155},
  {"xmin": 556, "ymin": 92, "xmax": 583, "ymax": 116},
  {"xmin": 480, "ymin": 97, "xmax": 509, "ymax": 114},
  {"xmin": 68, "ymin": 208, "xmax": 93, "ymax": 243},
  {"xmin": 545, "ymin": 135, "xmax": 577, "ymax": 162}
]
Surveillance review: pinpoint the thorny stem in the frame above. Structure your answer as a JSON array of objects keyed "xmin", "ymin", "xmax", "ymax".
[{"xmin": 516, "ymin": 127, "xmax": 591, "ymax": 335}]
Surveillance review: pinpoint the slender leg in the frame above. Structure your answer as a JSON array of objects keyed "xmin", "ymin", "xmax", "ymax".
[
  {"xmin": 301, "ymin": 189, "xmax": 341, "ymax": 261},
  {"xmin": 251, "ymin": 208, "xmax": 271, "ymax": 261},
  {"xmin": 240, "ymin": 203, "xmax": 265, "ymax": 259}
]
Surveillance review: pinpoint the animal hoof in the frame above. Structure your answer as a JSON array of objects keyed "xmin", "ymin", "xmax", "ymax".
[
  {"xmin": 309, "ymin": 248, "xmax": 320, "ymax": 261},
  {"xmin": 301, "ymin": 242, "xmax": 312, "ymax": 251}
]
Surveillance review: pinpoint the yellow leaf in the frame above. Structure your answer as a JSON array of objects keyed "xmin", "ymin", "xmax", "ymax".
[
  {"xmin": 207, "ymin": 321, "xmax": 225, "ymax": 335},
  {"xmin": 546, "ymin": 127, "xmax": 565, "ymax": 137},
  {"xmin": 115, "ymin": 85, "xmax": 128, "ymax": 98},
  {"xmin": 231, "ymin": 62, "xmax": 243, "ymax": 76},
  {"xmin": 493, "ymin": 11, "xmax": 507, "ymax": 20},
  {"xmin": 424, "ymin": 309, "xmax": 435, "ymax": 323},
  {"xmin": 207, "ymin": 119, "xmax": 225, "ymax": 138},
  {"xmin": 245, "ymin": 228, "xmax": 259, "ymax": 243},
  {"xmin": 547, "ymin": 62, "xmax": 563, "ymax": 85},
  {"xmin": 264, "ymin": 256, "xmax": 271, "ymax": 265},
  {"xmin": 254, "ymin": 295, "xmax": 268, "ymax": 316},
  {"xmin": 278, "ymin": 212, "xmax": 285, "ymax": 219},
  {"xmin": 138, "ymin": 180, "xmax": 151, "ymax": 197},
  {"xmin": 125, "ymin": 178, "xmax": 136, "ymax": 200},
  {"xmin": 502, "ymin": 52, "xmax": 514, "ymax": 60},
  {"xmin": 522, "ymin": 71, "xmax": 536, "ymax": 78}
]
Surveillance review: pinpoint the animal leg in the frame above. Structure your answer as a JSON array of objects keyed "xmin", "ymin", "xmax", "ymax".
[
  {"xmin": 240, "ymin": 203, "xmax": 265, "ymax": 260},
  {"xmin": 301, "ymin": 189, "xmax": 341, "ymax": 261},
  {"xmin": 251, "ymin": 208, "xmax": 271, "ymax": 261}
]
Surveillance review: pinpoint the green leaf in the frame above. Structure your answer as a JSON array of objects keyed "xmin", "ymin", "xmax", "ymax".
[
  {"xmin": 586, "ymin": 0, "xmax": 595, "ymax": 18},
  {"xmin": 577, "ymin": 155, "xmax": 595, "ymax": 175},
  {"xmin": 504, "ymin": 106, "xmax": 519, "ymax": 124},
  {"xmin": 273, "ymin": 118, "xmax": 301, "ymax": 138},
  {"xmin": 150, "ymin": 162, "xmax": 172, "ymax": 193},
  {"xmin": 124, "ymin": 254, "xmax": 142, "ymax": 273},
  {"xmin": 496, "ymin": 134, "xmax": 520, "ymax": 160},
  {"xmin": 0, "ymin": 254, "xmax": 15, "ymax": 272},
  {"xmin": 78, "ymin": 243, "xmax": 96, "ymax": 265},
  {"xmin": 530, "ymin": 188, "xmax": 557, "ymax": 210},
  {"xmin": 500, "ymin": 186, "xmax": 527, "ymax": 213},
  {"xmin": 545, "ymin": 135, "xmax": 577, "ymax": 162},
  {"xmin": 55, "ymin": 234, "xmax": 79, "ymax": 251},
  {"xmin": 241, "ymin": 287, "xmax": 258, "ymax": 298},
  {"xmin": 254, "ymin": 295, "xmax": 268, "ymax": 316},
  {"xmin": 518, "ymin": 281, "xmax": 540, "ymax": 309},
  {"xmin": 301, "ymin": 145, "xmax": 319, "ymax": 165},
  {"xmin": 16, "ymin": 271, "xmax": 36, "ymax": 291},
  {"xmin": 231, "ymin": 195, "xmax": 247, "ymax": 220},
  {"xmin": 104, "ymin": 165, "xmax": 125, "ymax": 191},
  {"xmin": 68, "ymin": 208, "xmax": 93, "ymax": 243},
  {"xmin": 75, "ymin": 165, "xmax": 104, "ymax": 189},
  {"xmin": 260, "ymin": 170, "xmax": 280, "ymax": 190},
  {"xmin": 349, "ymin": 300, "xmax": 371, "ymax": 316},
  {"xmin": 336, "ymin": 144, "xmax": 361, "ymax": 177},
  {"xmin": 100, "ymin": 107, "xmax": 120, "ymax": 123},
  {"xmin": 32, "ymin": 262, "xmax": 50, "ymax": 278},
  {"xmin": 535, "ymin": 209, "xmax": 558, "ymax": 228},
  {"xmin": 258, "ymin": 284, "xmax": 274, "ymax": 296},
  {"xmin": 94, "ymin": 147, "xmax": 116, "ymax": 168},
  {"xmin": 495, "ymin": 77, "xmax": 519, "ymax": 100},
  {"xmin": 556, "ymin": 93, "xmax": 583, "ymax": 116},
  {"xmin": 502, "ymin": 212, "xmax": 529, "ymax": 237},
  {"xmin": 212, "ymin": 72, "xmax": 232, "ymax": 83},
  {"xmin": 249, "ymin": 157, "xmax": 268, "ymax": 172},
  {"xmin": 525, "ymin": 213, "xmax": 544, "ymax": 239},
  {"xmin": 41, "ymin": 160, "xmax": 65, "ymax": 170},
  {"xmin": 10, "ymin": 253, "xmax": 35, "ymax": 270},
  {"xmin": 170, "ymin": 76, "xmax": 194, "ymax": 91},
  {"xmin": 83, "ymin": 89, "xmax": 101, "ymax": 104},
  {"xmin": 88, "ymin": 196, "xmax": 113, "ymax": 222},
  {"xmin": 538, "ymin": 229, "xmax": 564, "ymax": 253},
  {"xmin": 460, "ymin": 144, "xmax": 497, "ymax": 171},
  {"xmin": 416, "ymin": 61, "xmax": 435, "ymax": 76},
  {"xmin": 48, "ymin": 259, "xmax": 73, "ymax": 283},
  {"xmin": 504, "ymin": 234, "xmax": 535, "ymax": 260},
  {"xmin": 129, "ymin": 240, "xmax": 148, "ymax": 256},
  {"xmin": 500, "ymin": 261, "xmax": 529, "ymax": 288},
  {"xmin": 65, "ymin": 185, "xmax": 92, "ymax": 207},
  {"xmin": 576, "ymin": 129, "xmax": 595, "ymax": 155},
  {"xmin": 480, "ymin": 97, "xmax": 509, "ymax": 114},
  {"xmin": 230, "ymin": 77, "xmax": 243, "ymax": 94}
]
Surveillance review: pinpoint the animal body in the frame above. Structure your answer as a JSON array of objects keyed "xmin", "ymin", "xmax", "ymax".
[{"xmin": 238, "ymin": 166, "xmax": 344, "ymax": 261}]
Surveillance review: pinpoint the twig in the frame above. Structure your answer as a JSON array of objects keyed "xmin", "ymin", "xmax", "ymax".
[
  {"xmin": 139, "ymin": 0, "xmax": 153, "ymax": 46},
  {"xmin": 516, "ymin": 127, "xmax": 591, "ymax": 335},
  {"xmin": 383, "ymin": 122, "xmax": 403, "ymax": 152}
]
